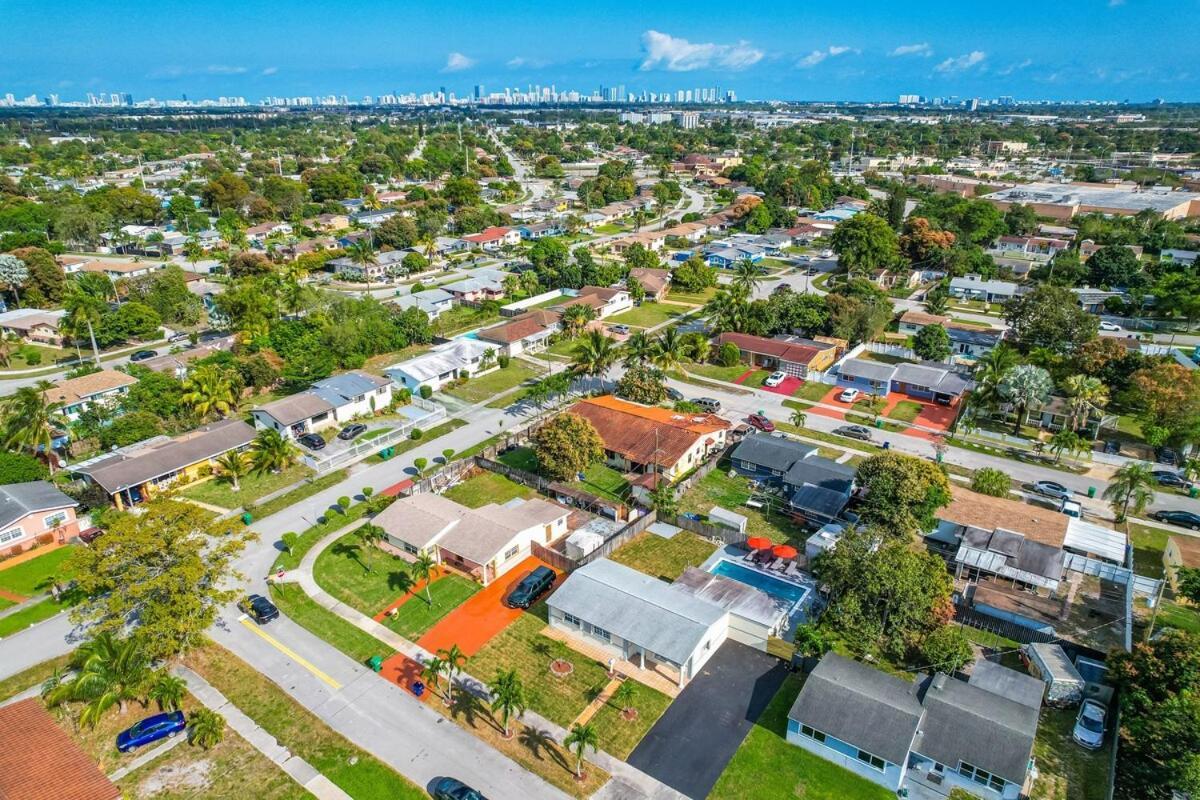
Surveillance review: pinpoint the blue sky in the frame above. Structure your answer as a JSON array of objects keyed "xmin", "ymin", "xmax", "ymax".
[{"xmin": 2, "ymin": 0, "xmax": 1197, "ymax": 101}]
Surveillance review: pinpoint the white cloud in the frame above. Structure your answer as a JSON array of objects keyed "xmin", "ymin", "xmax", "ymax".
[
  {"xmin": 798, "ymin": 45, "xmax": 855, "ymax": 68},
  {"xmin": 261, "ymin": 66, "xmax": 278, "ymax": 76},
  {"xmin": 890, "ymin": 43, "xmax": 932, "ymax": 57},
  {"xmin": 443, "ymin": 52, "xmax": 475, "ymax": 72},
  {"xmin": 507, "ymin": 56, "xmax": 548, "ymax": 69},
  {"xmin": 997, "ymin": 59, "xmax": 1032, "ymax": 76},
  {"xmin": 935, "ymin": 50, "xmax": 986, "ymax": 73},
  {"xmin": 639, "ymin": 30, "xmax": 763, "ymax": 72},
  {"xmin": 206, "ymin": 65, "xmax": 248, "ymax": 75}
]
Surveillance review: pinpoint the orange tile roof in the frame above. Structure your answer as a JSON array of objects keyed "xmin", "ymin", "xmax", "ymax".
[
  {"xmin": 0, "ymin": 699, "xmax": 121, "ymax": 800},
  {"xmin": 568, "ymin": 396, "xmax": 729, "ymax": 468}
]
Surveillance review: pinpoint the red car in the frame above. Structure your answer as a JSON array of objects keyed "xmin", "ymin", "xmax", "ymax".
[{"xmin": 748, "ymin": 414, "xmax": 775, "ymax": 432}]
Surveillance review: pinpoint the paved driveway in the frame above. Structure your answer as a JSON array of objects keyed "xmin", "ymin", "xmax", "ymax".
[{"xmin": 627, "ymin": 641, "xmax": 789, "ymax": 799}]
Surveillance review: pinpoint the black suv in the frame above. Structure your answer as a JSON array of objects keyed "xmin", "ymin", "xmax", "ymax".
[
  {"xmin": 241, "ymin": 594, "xmax": 279, "ymax": 624},
  {"xmin": 505, "ymin": 566, "xmax": 556, "ymax": 609},
  {"xmin": 298, "ymin": 433, "xmax": 326, "ymax": 450},
  {"xmin": 129, "ymin": 349, "xmax": 158, "ymax": 362}
]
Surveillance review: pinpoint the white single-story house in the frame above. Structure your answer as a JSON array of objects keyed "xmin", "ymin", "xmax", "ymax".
[
  {"xmin": 250, "ymin": 371, "xmax": 392, "ymax": 439},
  {"xmin": 948, "ymin": 275, "xmax": 1023, "ymax": 304},
  {"xmin": 44, "ymin": 369, "xmax": 138, "ymax": 422},
  {"xmin": 373, "ymin": 492, "xmax": 569, "ymax": 585},
  {"xmin": 393, "ymin": 288, "xmax": 455, "ymax": 319},
  {"xmin": 384, "ymin": 338, "xmax": 497, "ymax": 393}
]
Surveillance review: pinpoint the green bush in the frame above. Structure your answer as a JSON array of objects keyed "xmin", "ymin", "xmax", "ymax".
[
  {"xmin": 718, "ymin": 341, "xmax": 741, "ymax": 368},
  {"xmin": 414, "ymin": 457, "xmax": 428, "ymax": 472},
  {"xmin": 20, "ymin": 347, "xmax": 42, "ymax": 366},
  {"xmin": 337, "ymin": 495, "xmax": 351, "ymax": 510},
  {"xmin": 410, "ymin": 428, "xmax": 422, "ymax": 440},
  {"xmin": 0, "ymin": 452, "xmax": 49, "ymax": 484},
  {"xmin": 419, "ymin": 385, "xmax": 432, "ymax": 400},
  {"xmin": 497, "ymin": 354, "xmax": 511, "ymax": 369},
  {"xmin": 970, "ymin": 467, "xmax": 1011, "ymax": 497}
]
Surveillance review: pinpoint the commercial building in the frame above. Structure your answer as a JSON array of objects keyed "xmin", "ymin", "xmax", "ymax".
[{"xmin": 981, "ymin": 182, "xmax": 1200, "ymax": 222}]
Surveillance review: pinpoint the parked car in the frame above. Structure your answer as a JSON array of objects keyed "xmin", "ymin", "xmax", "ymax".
[
  {"xmin": 1158, "ymin": 447, "xmax": 1180, "ymax": 466},
  {"xmin": 168, "ymin": 332, "xmax": 191, "ymax": 343},
  {"xmin": 1103, "ymin": 440, "xmax": 1120, "ymax": 455},
  {"xmin": 129, "ymin": 349, "xmax": 158, "ymax": 362},
  {"xmin": 298, "ymin": 433, "xmax": 326, "ymax": 450},
  {"xmin": 78, "ymin": 527, "xmax": 104, "ymax": 544},
  {"xmin": 666, "ymin": 387, "xmax": 684, "ymax": 402},
  {"xmin": 610, "ymin": 324, "xmax": 631, "ymax": 335},
  {"xmin": 1072, "ymin": 700, "xmax": 1107, "ymax": 750},
  {"xmin": 833, "ymin": 425, "xmax": 873, "ymax": 442},
  {"xmin": 1151, "ymin": 510, "xmax": 1200, "ymax": 530},
  {"xmin": 431, "ymin": 777, "xmax": 487, "ymax": 800},
  {"xmin": 747, "ymin": 414, "xmax": 775, "ymax": 432},
  {"xmin": 837, "ymin": 388, "xmax": 861, "ymax": 403},
  {"xmin": 116, "ymin": 711, "xmax": 186, "ymax": 753},
  {"xmin": 1032, "ymin": 480, "xmax": 1072, "ymax": 501},
  {"xmin": 240, "ymin": 593, "xmax": 279, "ymax": 624},
  {"xmin": 505, "ymin": 566, "xmax": 556, "ymax": 609},
  {"xmin": 771, "ymin": 283, "xmax": 792, "ymax": 296},
  {"xmin": 1098, "ymin": 321, "xmax": 1121, "ymax": 332},
  {"xmin": 695, "ymin": 397, "xmax": 722, "ymax": 413},
  {"xmin": 763, "ymin": 371, "xmax": 787, "ymax": 388},
  {"xmin": 338, "ymin": 423, "xmax": 368, "ymax": 441},
  {"xmin": 1153, "ymin": 470, "xmax": 1192, "ymax": 489}
]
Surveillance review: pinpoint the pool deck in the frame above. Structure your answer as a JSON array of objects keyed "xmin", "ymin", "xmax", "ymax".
[{"xmin": 699, "ymin": 544, "xmax": 818, "ymax": 639}]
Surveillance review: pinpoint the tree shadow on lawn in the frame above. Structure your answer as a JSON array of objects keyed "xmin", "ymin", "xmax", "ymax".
[{"xmin": 519, "ymin": 725, "xmax": 572, "ymax": 771}]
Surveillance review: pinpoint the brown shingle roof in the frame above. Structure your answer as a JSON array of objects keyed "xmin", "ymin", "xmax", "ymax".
[
  {"xmin": 1169, "ymin": 535, "xmax": 1200, "ymax": 569},
  {"xmin": 899, "ymin": 310, "xmax": 951, "ymax": 327},
  {"xmin": 941, "ymin": 485, "xmax": 1069, "ymax": 548},
  {"xmin": 45, "ymin": 369, "xmax": 137, "ymax": 405},
  {"xmin": 477, "ymin": 310, "xmax": 559, "ymax": 344},
  {"xmin": 0, "ymin": 699, "xmax": 121, "ymax": 800}
]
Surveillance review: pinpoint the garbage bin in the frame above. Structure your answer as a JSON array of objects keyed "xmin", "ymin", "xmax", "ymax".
[
  {"xmin": 412, "ymin": 680, "xmax": 425, "ymax": 698},
  {"xmin": 368, "ymin": 655, "xmax": 383, "ymax": 672},
  {"xmin": 1087, "ymin": 486, "xmax": 1097, "ymax": 499},
  {"xmin": 1190, "ymin": 486, "xmax": 1198, "ymax": 499},
  {"xmin": 241, "ymin": 512, "xmax": 253, "ymax": 525},
  {"xmin": 874, "ymin": 418, "xmax": 884, "ymax": 428}
]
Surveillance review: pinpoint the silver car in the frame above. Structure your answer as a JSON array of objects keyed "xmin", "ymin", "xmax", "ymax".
[{"xmin": 1072, "ymin": 700, "xmax": 1106, "ymax": 750}]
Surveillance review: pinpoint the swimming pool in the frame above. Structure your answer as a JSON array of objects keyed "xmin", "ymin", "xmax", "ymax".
[
  {"xmin": 710, "ymin": 559, "xmax": 811, "ymax": 608},
  {"xmin": 458, "ymin": 331, "xmax": 481, "ymax": 340}
]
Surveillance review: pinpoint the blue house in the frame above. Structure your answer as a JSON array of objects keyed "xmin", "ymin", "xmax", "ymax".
[{"xmin": 788, "ymin": 654, "xmax": 1041, "ymax": 800}]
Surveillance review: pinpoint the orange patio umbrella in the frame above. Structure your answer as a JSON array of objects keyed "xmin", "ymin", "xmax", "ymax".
[
  {"xmin": 746, "ymin": 536, "xmax": 773, "ymax": 550},
  {"xmin": 772, "ymin": 544, "xmax": 798, "ymax": 559}
]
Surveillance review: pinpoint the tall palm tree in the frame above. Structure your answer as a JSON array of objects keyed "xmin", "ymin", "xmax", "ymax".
[
  {"xmin": 622, "ymin": 331, "xmax": 655, "ymax": 368},
  {"xmin": 347, "ymin": 240, "xmax": 376, "ymax": 294},
  {"xmin": 703, "ymin": 289, "xmax": 747, "ymax": 334},
  {"xmin": 1048, "ymin": 429, "xmax": 1082, "ymax": 465},
  {"xmin": 561, "ymin": 304, "xmax": 596, "ymax": 337},
  {"xmin": 564, "ymin": 722, "xmax": 600, "ymax": 779},
  {"xmin": 730, "ymin": 258, "xmax": 762, "ymax": 298},
  {"xmin": 44, "ymin": 632, "xmax": 150, "ymax": 726},
  {"xmin": 571, "ymin": 329, "xmax": 619, "ymax": 391},
  {"xmin": 422, "ymin": 655, "xmax": 446, "ymax": 700},
  {"xmin": 652, "ymin": 327, "xmax": 686, "ymax": 374},
  {"xmin": 215, "ymin": 450, "xmax": 250, "ymax": 491},
  {"xmin": 412, "ymin": 551, "xmax": 438, "ymax": 607},
  {"xmin": 1, "ymin": 382, "xmax": 66, "ymax": 470},
  {"xmin": 438, "ymin": 644, "xmax": 467, "ymax": 705},
  {"xmin": 1103, "ymin": 462, "xmax": 1157, "ymax": 522},
  {"xmin": 685, "ymin": 332, "xmax": 711, "ymax": 364},
  {"xmin": 1061, "ymin": 374, "xmax": 1109, "ymax": 433},
  {"xmin": 520, "ymin": 269, "xmax": 541, "ymax": 297},
  {"xmin": 62, "ymin": 287, "xmax": 106, "ymax": 365},
  {"xmin": 181, "ymin": 365, "xmax": 237, "ymax": 420},
  {"xmin": 489, "ymin": 669, "xmax": 528, "ymax": 738},
  {"xmin": 355, "ymin": 524, "xmax": 385, "ymax": 572},
  {"xmin": 251, "ymin": 429, "xmax": 297, "ymax": 475}
]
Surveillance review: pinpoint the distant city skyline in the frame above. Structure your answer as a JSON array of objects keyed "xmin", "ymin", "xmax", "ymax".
[{"xmin": 2, "ymin": 0, "xmax": 1198, "ymax": 102}]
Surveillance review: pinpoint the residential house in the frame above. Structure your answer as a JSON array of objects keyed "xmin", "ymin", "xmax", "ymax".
[
  {"xmin": 729, "ymin": 435, "xmax": 855, "ymax": 527},
  {"xmin": 1165, "ymin": 535, "xmax": 1200, "ymax": 593},
  {"xmin": 327, "ymin": 249, "xmax": 411, "ymax": 281},
  {"xmin": 567, "ymin": 395, "xmax": 731, "ymax": 480},
  {"xmin": 1071, "ymin": 287, "xmax": 1128, "ymax": 314},
  {"xmin": 786, "ymin": 653, "xmax": 1040, "ymax": 800},
  {"xmin": 0, "ymin": 481, "xmax": 81, "ymax": 554},
  {"xmin": 138, "ymin": 335, "xmax": 237, "ymax": 379},
  {"xmin": 517, "ymin": 221, "xmax": 565, "ymax": 240},
  {"xmin": 870, "ymin": 268, "xmax": 921, "ymax": 291},
  {"xmin": 716, "ymin": 332, "xmax": 839, "ymax": 379},
  {"xmin": 306, "ymin": 213, "xmax": 350, "ymax": 232},
  {"xmin": 1161, "ymin": 248, "xmax": 1199, "ymax": 267},
  {"xmin": 393, "ymin": 288, "xmax": 454, "ymax": 319},
  {"xmin": 251, "ymin": 371, "xmax": 392, "ymax": 440},
  {"xmin": 836, "ymin": 359, "xmax": 970, "ymax": 405},
  {"xmin": 897, "ymin": 311, "xmax": 1004, "ymax": 360},
  {"xmin": 45, "ymin": 369, "xmax": 138, "ymax": 422},
  {"xmin": 0, "ymin": 308, "xmax": 66, "ymax": 347},
  {"xmin": 628, "ymin": 267, "xmax": 671, "ymax": 301},
  {"xmin": 1079, "ymin": 241, "xmax": 1143, "ymax": 262},
  {"xmin": 384, "ymin": 338, "xmax": 497, "ymax": 393},
  {"xmin": 374, "ymin": 492, "xmax": 569, "ymax": 586},
  {"xmin": 443, "ymin": 273, "xmax": 508, "ymax": 304},
  {"xmin": 81, "ymin": 259, "xmax": 164, "ymax": 280},
  {"xmin": 435, "ymin": 236, "xmax": 470, "ymax": 256},
  {"xmin": 547, "ymin": 558, "xmax": 729, "ymax": 687},
  {"xmin": 948, "ymin": 275, "xmax": 1022, "ymax": 304},
  {"xmin": 1031, "ymin": 395, "xmax": 1113, "ymax": 440},
  {"xmin": 74, "ymin": 418, "xmax": 258, "ymax": 509},
  {"xmin": 0, "ymin": 699, "xmax": 121, "ymax": 800},
  {"xmin": 244, "ymin": 221, "xmax": 293, "ymax": 243},
  {"xmin": 476, "ymin": 310, "xmax": 560, "ymax": 356},
  {"xmin": 551, "ymin": 286, "xmax": 633, "ymax": 319},
  {"xmin": 353, "ymin": 209, "xmax": 398, "ymax": 228},
  {"xmin": 993, "ymin": 236, "xmax": 1070, "ymax": 258},
  {"xmin": 462, "ymin": 226, "xmax": 521, "ymax": 250}
]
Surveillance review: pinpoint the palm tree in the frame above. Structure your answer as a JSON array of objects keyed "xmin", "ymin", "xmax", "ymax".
[
  {"xmin": 998, "ymin": 364, "xmax": 1053, "ymax": 435},
  {"xmin": 622, "ymin": 331, "xmax": 655, "ymax": 368},
  {"xmin": 355, "ymin": 524, "xmax": 385, "ymax": 572},
  {"xmin": 1061, "ymin": 374, "xmax": 1109, "ymax": 432},
  {"xmin": 0, "ymin": 254, "xmax": 28, "ymax": 308},
  {"xmin": 422, "ymin": 655, "xmax": 446, "ymax": 700},
  {"xmin": 1048, "ymin": 429, "xmax": 1082, "ymax": 464},
  {"xmin": 181, "ymin": 364, "xmax": 237, "ymax": 420},
  {"xmin": 731, "ymin": 258, "xmax": 762, "ymax": 298},
  {"xmin": 44, "ymin": 632, "xmax": 150, "ymax": 726},
  {"xmin": 790, "ymin": 408, "xmax": 808, "ymax": 428},
  {"xmin": 561, "ymin": 304, "xmax": 596, "ymax": 337},
  {"xmin": 564, "ymin": 722, "xmax": 600, "ymax": 779},
  {"xmin": 438, "ymin": 644, "xmax": 467, "ymax": 706},
  {"xmin": 149, "ymin": 672, "xmax": 186, "ymax": 712},
  {"xmin": 347, "ymin": 240, "xmax": 376, "ymax": 294},
  {"xmin": 571, "ymin": 329, "xmax": 619, "ymax": 391},
  {"xmin": 703, "ymin": 289, "xmax": 747, "ymax": 334},
  {"xmin": 489, "ymin": 669, "xmax": 528, "ymax": 738},
  {"xmin": 685, "ymin": 332, "xmax": 711, "ymax": 364},
  {"xmin": 520, "ymin": 269, "xmax": 541, "ymax": 297},
  {"xmin": 252, "ymin": 429, "xmax": 297, "ymax": 475},
  {"xmin": 188, "ymin": 708, "xmax": 225, "ymax": 749},
  {"xmin": 503, "ymin": 273, "xmax": 521, "ymax": 298},
  {"xmin": 1, "ymin": 382, "xmax": 66, "ymax": 470},
  {"xmin": 611, "ymin": 680, "xmax": 638, "ymax": 716},
  {"xmin": 62, "ymin": 287, "xmax": 106, "ymax": 365},
  {"xmin": 652, "ymin": 327, "xmax": 686, "ymax": 374},
  {"xmin": 1103, "ymin": 462, "xmax": 1157, "ymax": 522},
  {"xmin": 923, "ymin": 286, "xmax": 949, "ymax": 315},
  {"xmin": 412, "ymin": 551, "xmax": 438, "ymax": 607},
  {"xmin": 215, "ymin": 450, "xmax": 250, "ymax": 492}
]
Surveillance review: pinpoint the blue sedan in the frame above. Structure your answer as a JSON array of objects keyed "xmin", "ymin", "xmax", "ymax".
[{"xmin": 117, "ymin": 711, "xmax": 186, "ymax": 752}]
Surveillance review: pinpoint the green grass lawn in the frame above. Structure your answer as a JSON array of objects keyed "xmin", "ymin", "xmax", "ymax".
[
  {"xmin": 1127, "ymin": 522, "xmax": 1170, "ymax": 578},
  {"xmin": 270, "ymin": 582, "xmax": 395, "ymax": 664},
  {"xmin": 1031, "ymin": 704, "xmax": 1112, "ymax": 800},
  {"xmin": 363, "ymin": 418, "xmax": 468, "ymax": 465},
  {"xmin": 273, "ymin": 500, "xmax": 374, "ymax": 572},
  {"xmin": 497, "ymin": 445, "xmax": 540, "ymax": 472},
  {"xmin": 608, "ymin": 531, "xmax": 717, "ymax": 582},
  {"xmin": 710, "ymin": 674, "xmax": 894, "ymax": 800},
  {"xmin": 570, "ymin": 462, "xmax": 630, "ymax": 503},
  {"xmin": 607, "ymin": 303, "xmax": 685, "ymax": 329},
  {"xmin": 359, "ymin": 427, "xmax": 394, "ymax": 442},
  {"xmin": 382, "ymin": 575, "xmax": 479, "ymax": 640},
  {"xmin": 594, "ymin": 223, "xmax": 628, "ymax": 234},
  {"xmin": 793, "ymin": 382, "xmax": 836, "ymax": 402},
  {"xmin": 546, "ymin": 335, "xmax": 581, "ymax": 358},
  {"xmin": 587, "ymin": 685, "xmax": 674, "ymax": 760},
  {"xmin": 430, "ymin": 305, "xmax": 501, "ymax": 337},
  {"xmin": 682, "ymin": 360, "xmax": 758, "ymax": 383},
  {"xmin": 679, "ymin": 467, "xmax": 804, "ymax": 545},
  {"xmin": 442, "ymin": 363, "xmax": 540, "ymax": 405},
  {"xmin": 244, "ymin": 468, "xmax": 348, "ymax": 521},
  {"xmin": 887, "ymin": 400, "xmax": 925, "ymax": 424},
  {"xmin": 1150, "ymin": 598, "xmax": 1200, "ymax": 635},
  {"xmin": 0, "ymin": 653, "xmax": 72, "ymax": 702},
  {"xmin": 666, "ymin": 286, "xmax": 719, "ymax": 305},
  {"xmin": 740, "ymin": 369, "xmax": 784, "ymax": 390},
  {"xmin": 181, "ymin": 463, "xmax": 314, "ymax": 510},
  {"xmin": 315, "ymin": 532, "xmax": 423, "ymax": 614},
  {"xmin": 0, "ymin": 596, "xmax": 70, "ymax": 637},
  {"xmin": 0, "ymin": 546, "xmax": 76, "ymax": 597},
  {"xmin": 444, "ymin": 470, "xmax": 534, "ymax": 508},
  {"xmin": 186, "ymin": 643, "xmax": 424, "ymax": 800}
]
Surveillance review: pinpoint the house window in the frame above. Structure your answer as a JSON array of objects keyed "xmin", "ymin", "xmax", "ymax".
[
  {"xmin": 856, "ymin": 749, "xmax": 886, "ymax": 772},
  {"xmin": 799, "ymin": 724, "xmax": 827, "ymax": 743},
  {"xmin": 43, "ymin": 512, "xmax": 67, "ymax": 529},
  {"xmin": 0, "ymin": 527, "xmax": 23, "ymax": 545},
  {"xmin": 958, "ymin": 762, "xmax": 1005, "ymax": 792},
  {"xmin": 401, "ymin": 542, "xmax": 419, "ymax": 555},
  {"xmin": 563, "ymin": 613, "xmax": 581, "ymax": 626},
  {"xmin": 590, "ymin": 625, "xmax": 611, "ymax": 642},
  {"xmin": 503, "ymin": 544, "xmax": 520, "ymax": 561}
]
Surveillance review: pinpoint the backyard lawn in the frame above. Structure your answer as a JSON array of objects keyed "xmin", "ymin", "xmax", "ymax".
[
  {"xmin": 679, "ymin": 467, "xmax": 803, "ymax": 545},
  {"xmin": 430, "ymin": 305, "xmax": 501, "ymax": 336},
  {"xmin": 607, "ymin": 303, "xmax": 686, "ymax": 329},
  {"xmin": 1128, "ymin": 522, "xmax": 1169, "ymax": 578},
  {"xmin": 710, "ymin": 674, "xmax": 894, "ymax": 800},
  {"xmin": 666, "ymin": 286, "xmax": 718, "ymax": 305},
  {"xmin": 497, "ymin": 445, "xmax": 540, "ymax": 472},
  {"xmin": 0, "ymin": 545, "xmax": 76, "ymax": 597},
  {"xmin": 181, "ymin": 463, "xmax": 314, "ymax": 509},
  {"xmin": 609, "ymin": 531, "xmax": 717, "ymax": 582},
  {"xmin": 886, "ymin": 400, "xmax": 925, "ymax": 424},
  {"xmin": 570, "ymin": 462, "xmax": 630, "ymax": 503},
  {"xmin": 444, "ymin": 470, "xmax": 534, "ymax": 508},
  {"xmin": 442, "ymin": 362, "xmax": 540, "ymax": 405}
]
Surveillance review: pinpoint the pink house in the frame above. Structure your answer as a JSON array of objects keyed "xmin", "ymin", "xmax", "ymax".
[{"xmin": 0, "ymin": 481, "xmax": 81, "ymax": 555}]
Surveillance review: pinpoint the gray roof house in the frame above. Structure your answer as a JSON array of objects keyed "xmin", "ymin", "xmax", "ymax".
[
  {"xmin": 251, "ymin": 371, "xmax": 393, "ymax": 440},
  {"xmin": 948, "ymin": 275, "xmax": 1024, "ymax": 303},
  {"xmin": 546, "ymin": 558, "xmax": 729, "ymax": 686},
  {"xmin": 0, "ymin": 481, "xmax": 78, "ymax": 536},
  {"xmin": 787, "ymin": 652, "xmax": 1041, "ymax": 797},
  {"xmin": 730, "ymin": 435, "xmax": 855, "ymax": 527},
  {"xmin": 837, "ymin": 358, "xmax": 970, "ymax": 404}
]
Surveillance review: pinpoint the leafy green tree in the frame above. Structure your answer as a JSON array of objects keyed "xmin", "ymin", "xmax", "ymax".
[
  {"xmin": 998, "ymin": 364, "xmax": 1053, "ymax": 434},
  {"xmin": 614, "ymin": 365, "xmax": 667, "ymax": 405},
  {"xmin": 829, "ymin": 213, "xmax": 900, "ymax": 277},
  {"xmin": 1088, "ymin": 245, "xmax": 1143, "ymax": 289},
  {"xmin": 920, "ymin": 626, "xmax": 973, "ymax": 673},
  {"xmin": 570, "ymin": 329, "xmax": 619, "ymax": 389},
  {"xmin": 671, "ymin": 257, "xmax": 717, "ymax": 294},
  {"xmin": 438, "ymin": 644, "xmax": 467, "ymax": 705},
  {"xmin": 652, "ymin": 327, "xmax": 686, "ymax": 373},
  {"xmin": 412, "ymin": 552, "xmax": 438, "ymax": 606},
  {"xmin": 0, "ymin": 254, "xmax": 28, "ymax": 308},
  {"xmin": 533, "ymin": 413, "xmax": 604, "ymax": 481},
  {"xmin": 1003, "ymin": 203, "xmax": 1039, "ymax": 236},
  {"xmin": 730, "ymin": 259, "xmax": 762, "ymax": 297},
  {"xmin": 623, "ymin": 243, "xmax": 661, "ymax": 273},
  {"xmin": 181, "ymin": 364, "xmax": 238, "ymax": 420},
  {"xmin": 912, "ymin": 323, "xmax": 952, "ymax": 361},
  {"xmin": 718, "ymin": 341, "xmax": 741, "ymax": 367},
  {"xmin": 970, "ymin": 468, "xmax": 1010, "ymax": 497},
  {"xmin": 0, "ymin": 451, "xmax": 49, "ymax": 484},
  {"xmin": 611, "ymin": 680, "xmax": 638, "ymax": 716},
  {"xmin": 854, "ymin": 452, "xmax": 951, "ymax": 539},
  {"xmin": 7, "ymin": 247, "xmax": 65, "ymax": 307},
  {"xmin": 1004, "ymin": 285, "xmax": 1098, "ymax": 355},
  {"xmin": 215, "ymin": 450, "xmax": 250, "ymax": 492}
]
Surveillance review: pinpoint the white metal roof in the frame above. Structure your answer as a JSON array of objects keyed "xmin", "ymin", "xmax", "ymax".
[{"xmin": 1064, "ymin": 519, "xmax": 1127, "ymax": 564}]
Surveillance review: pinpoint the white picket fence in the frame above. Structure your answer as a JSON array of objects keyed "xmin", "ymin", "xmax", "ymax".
[{"xmin": 303, "ymin": 402, "xmax": 447, "ymax": 475}]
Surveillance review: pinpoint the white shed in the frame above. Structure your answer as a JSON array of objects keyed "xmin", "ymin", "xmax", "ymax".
[
  {"xmin": 564, "ymin": 530, "xmax": 605, "ymax": 560},
  {"xmin": 805, "ymin": 524, "xmax": 845, "ymax": 563},
  {"xmin": 709, "ymin": 506, "xmax": 748, "ymax": 534}
]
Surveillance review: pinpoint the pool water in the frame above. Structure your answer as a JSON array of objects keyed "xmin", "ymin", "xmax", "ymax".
[{"xmin": 710, "ymin": 559, "xmax": 811, "ymax": 607}]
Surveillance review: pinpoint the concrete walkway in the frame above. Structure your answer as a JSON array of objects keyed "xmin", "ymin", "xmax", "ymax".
[
  {"xmin": 572, "ymin": 677, "xmax": 621, "ymax": 728},
  {"xmin": 173, "ymin": 665, "xmax": 351, "ymax": 800}
]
